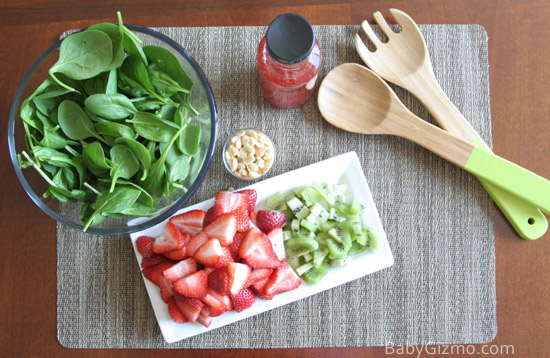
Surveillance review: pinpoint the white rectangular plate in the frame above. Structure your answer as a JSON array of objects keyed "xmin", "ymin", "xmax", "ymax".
[{"xmin": 130, "ymin": 151, "xmax": 394, "ymax": 343}]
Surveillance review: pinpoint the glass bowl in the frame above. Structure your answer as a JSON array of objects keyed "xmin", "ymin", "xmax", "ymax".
[
  {"xmin": 8, "ymin": 24, "xmax": 217, "ymax": 235},
  {"xmin": 222, "ymin": 128, "xmax": 275, "ymax": 181}
]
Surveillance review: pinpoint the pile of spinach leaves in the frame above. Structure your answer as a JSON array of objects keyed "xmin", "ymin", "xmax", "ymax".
[{"xmin": 18, "ymin": 12, "xmax": 205, "ymax": 231}]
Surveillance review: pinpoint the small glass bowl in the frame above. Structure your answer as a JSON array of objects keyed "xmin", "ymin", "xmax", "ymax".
[{"xmin": 222, "ymin": 128, "xmax": 275, "ymax": 181}]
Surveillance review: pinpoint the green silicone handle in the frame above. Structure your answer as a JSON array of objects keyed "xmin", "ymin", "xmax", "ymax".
[
  {"xmin": 465, "ymin": 147, "xmax": 550, "ymax": 215},
  {"xmin": 472, "ymin": 140, "xmax": 547, "ymax": 240}
]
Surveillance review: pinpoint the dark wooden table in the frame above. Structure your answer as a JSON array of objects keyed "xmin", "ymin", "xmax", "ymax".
[{"xmin": 1, "ymin": 1, "xmax": 549, "ymax": 357}]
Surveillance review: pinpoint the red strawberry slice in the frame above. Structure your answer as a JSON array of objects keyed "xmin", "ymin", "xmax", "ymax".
[
  {"xmin": 141, "ymin": 253, "xmax": 172, "ymax": 269},
  {"xmin": 227, "ymin": 232, "xmax": 244, "ymax": 261},
  {"xmin": 193, "ymin": 238, "xmax": 232, "ymax": 268},
  {"xmin": 197, "ymin": 312, "xmax": 212, "ymax": 328},
  {"xmin": 207, "ymin": 267, "xmax": 230, "ymax": 295},
  {"xmin": 169, "ymin": 209, "xmax": 206, "ymax": 235},
  {"xmin": 266, "ymin": 227, "xmax": 286, "ymax": 261},
  {"xmin": 245, "ymin": 268, "xmax": 273, "ymax": 288},
  {"xmin": 204, "ymin": 213, "xmax": 237, "ymax": 246},
  {"xmin": 162, "ymin": 231, "xmax": 191, "ymax": 260},
  {"xmin": 227, "ymin": 262, "xmax": 251, "ymax": 295},
  {"xmin": 207, "ymin": 288, "xmax": 233, "ymax": 312},
  {"xmin": 167, "ymin": 298, "xmax": 187, "ymax": 323},
  {"xmin": 203, "ymin": 204, "xmax": 225, "ymax": 227},
  {"xmin": 153, "ymin": 222, "xmax": 185, "ymax": 254},
  {"xmin": 142, "ymin": 261, "xmax": 174, "ymax": 286},
  {"xmin": 186, "ymin": 231, "xmax": 209, "ymax": 257},
  {"xmin": 232, "ymin": 206, "xmax": 250, "ymax": 233},
  {"xmin": 173, "ymin": 270, "xmax": 208, "ymax": 298},
  {"xmin": 239, "ymin": 228, "xmax": 283, "ymax": 269},
  {"xmin": 174, "ymin": 294, "xmax": 204, "ymax": 323},
  {"xmin": 215, "ymin": 191, "xmax": 250, "ymax": 213},
  {"xmin": 250, "ymin": 277, "xmax": 274, "ymax": 300},
  {"xmin": 255, "ymin": 210, "xmax": 286, "ymax": 234},
  {"xmin": 162, "ymin": 258, "xmax": 198, "ymax": 283},
  {"xmin": 201, "ymin": 290, "xmax": 229, "ymax": 317},
  {"xmin": 136, "ymin": 236, "xmax": 155, "ymax": 258},
  {"xmin": 231, "ymin": 287, "xmax": 256, "ymax": 312},
  {"xmin": 263, "ymin": 262, "xmax": 302, "ymax": 296},
  {"xmin": 249, "ymin": 211, "xmax": 258, "ymax": 226},
  {"xmin": 235, "ymin": 189, "xmax": 257, "ymax": 212},
  {"xmin": 158, "ymin": 275, "xmax": 174, "ymax": 303}
]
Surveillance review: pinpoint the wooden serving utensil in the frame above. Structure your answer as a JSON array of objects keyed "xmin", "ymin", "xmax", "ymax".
[
  {"xmin": 354, "ymin": 8, "xmax": 547, "ymax": 240},
  {"xmin": 318, "ymin": 63, "xmax": 550, "ymax": 214}
]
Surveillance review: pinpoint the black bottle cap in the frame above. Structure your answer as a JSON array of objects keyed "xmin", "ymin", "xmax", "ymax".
[{"xmin": 265, "ymin": 13, "xmax": 315, "ymax": 65}]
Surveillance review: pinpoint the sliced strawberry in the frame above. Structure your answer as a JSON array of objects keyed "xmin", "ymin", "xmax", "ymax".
[
  {"xmin": 228, "ymin": 232, "xmax": 244, "ymax": 260},
  {"xmin": 197, "ymin": 313, "xmax": 212, "ymax": 328},
  {"xmin": 162, "ymin": 231, "xmax": 191, "ymax": 260},
  {"xmin": 174, "ymin": 294, "xmax": 204, "ymax": 323},
  {"xmin": 263, "ymin": 262, "xmax": 302, "ymax": 296},
  {"xmin": 153, "ymin": 222, "xmax": 185, "ymax": 254},
  {"xmin": 245, "ymin": 268, "xmax": 273, "ymax": 288},
  {"xmin": 255, "ymin": 210, "xmax": 286, "ymax": 234},
  {"xmin": 203, "ymin": 204, "xmax": 225, "ymax": 227},
  {"xmin": 158, "ymin": 275, "xmax": 174, "ymax": 303},
  {"xmin": 266, "ymin": 228, "xmax": 286, "ymax": 261},
  {"xmin": 162, "ymin": 258, "xmax": 198, "ymax": 283},
  {"xmin": 207, "ymin": 288, "xmax": 233, "ymax": 311},
  {"xmin": 227, "ymin": 262, "xmax": 251, "ymax": 295},
  {"xmin": 239, "ymin": 227, "xmax": 283, "ymax": 269},
  {"xmin": 215, "ymin": 191, "xmax": 250, "ymax": 213},
  {"xmin": 167, "ymin": 298, "xmax": 187, "ymax": 323},
  {"xmin": 201, "ymin": 290, "xmax": 229, "ymax": 317},
  {"xmin": 169, "ymin": 209, "xmax": 206, "ymax": 235},
  {"xmin": 235, "ymin": 189, "xmax": 257, "ymax": 212},
  {"xmin": 136, "ymin": 236, "xmax": 156, "ymax": 258},
  {"xmin": 173, "ymin": 270, "xmax": 208, "ymax": 298},
  {"xmin": 141, "ymin": 253, "xmax": 171, "ymax": 269},
  {"xmin": 232, "ymin": 206, "xmax": 250, "ymax": 233},
  {"xmin": 207, "ymin": 267, "xmax": 230, "ymax": 295},
  {"xmin": 250, "ymin": 277, "xmax": 273, "ymax": 299},
  {"xmin": 249, "ymin": 211, "xmax": 258, "ymax": 226},
  {"xmin": 142, "ymin": 261, "xmax": 174, "ymax": 286},
  {"xmin": 231, "ymin": 287, "xmax": 256, "ymax": 312},
  {"xmin": 193, "ymin": 238, "xmax": 232, "ymax": 268},
  {"xmin": 186, "ymin": 231, "xmax": 209, "ymax": 257},
  {"xmin": 204, "ymin": 213, "xmax": 237, "ymax": 246}
]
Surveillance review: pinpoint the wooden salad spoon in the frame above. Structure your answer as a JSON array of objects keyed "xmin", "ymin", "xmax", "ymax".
[
  {"xmin": 354, "ymin": 8, "xmax": 547, "ymax": 240},
  {"xmin": 318, "ymin": 63, "xmax": 550, "ymax": 214}
]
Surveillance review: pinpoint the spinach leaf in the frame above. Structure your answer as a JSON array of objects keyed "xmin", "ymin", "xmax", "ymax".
[
  {"xmin": 117, "ymin": 12, "xmax": 148, "ymax": 66},
  {"xmin": 49, "ymin": 30, "xmax": 113, "ymax": 91},
  {"xmin": 39, "ymin": 126, "xmax": 70, "ymax": 149},
  {"xmin": 85, "ymin": 23, "xmax": 124, "ymax": 70},
  {"xmin": 82, "ymin": 141, "xmax": 112, "ymax": 176},
  {"xmin": 119, "ymin": 201, "xmax": 157, "ymax": 217},
  {"xmin": 95, "ymin": 121, "xmax": 136, "ymax": 140},
  {"xmin": 57, "ymin": 100, "xmax": 106, "ymax": 142},
  {"xmin": 179, "ymin": 124, "xmax": 202, "ymax": 156},
  {"xmin": 83, "ymin": 185, "xmax": 142, "ymax": 231},
  {"xmin": 148, "ymin": 65, "xmax": 190, "ymax": 98},
  {"xmin": 120, "ymin": 55, "xmax": 164, "ymax": 102},
  {"xmin": 109, "ymin": 144, "xmax": 140, "ymax": 192},
  {"xmin": 126, "ymin": 112, "xmax": 177, "ymax": 142},
  {"xmin": 84, "ymin": 93, "xmax": 137, "ymax": 120},
  {"xmin": 114, "ymin": 137, "xmax": 151, "ymax": 180}
]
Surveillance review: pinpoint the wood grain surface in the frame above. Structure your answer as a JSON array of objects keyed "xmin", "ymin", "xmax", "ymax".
[{"xmin": 1, "ymin": 1, "xmax": 549, "ymax": 357}]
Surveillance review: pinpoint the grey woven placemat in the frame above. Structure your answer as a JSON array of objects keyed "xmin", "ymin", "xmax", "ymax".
[{"xmin": 57, "ymin": 24, "xmax": 496, "ymax": 348}]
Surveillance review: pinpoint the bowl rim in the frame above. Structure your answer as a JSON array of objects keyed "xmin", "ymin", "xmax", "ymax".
[{"xmin": 8, "ymin": 24, "xmax": 218, "ymax": 236}]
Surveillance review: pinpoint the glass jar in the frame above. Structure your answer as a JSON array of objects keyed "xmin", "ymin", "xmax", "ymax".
[{"xmin": 257, "ymin": 13, "xmax": 322, "ymax": 109}]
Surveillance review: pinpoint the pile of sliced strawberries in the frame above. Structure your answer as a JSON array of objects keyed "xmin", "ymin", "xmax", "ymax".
[{"xmin": 135, "ymin": 189, "xmax": 302, "ymax": 327}]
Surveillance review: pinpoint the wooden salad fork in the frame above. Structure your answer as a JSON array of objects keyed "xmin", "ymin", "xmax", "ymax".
[{"xmin": 354, "ymin": 8, "xmax": 547, "ymax": 240}]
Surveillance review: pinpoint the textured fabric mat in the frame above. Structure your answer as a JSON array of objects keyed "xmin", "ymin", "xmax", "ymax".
[{"xmin": 57, "ymin": 24, "xmax": 496, "ymax": 348}]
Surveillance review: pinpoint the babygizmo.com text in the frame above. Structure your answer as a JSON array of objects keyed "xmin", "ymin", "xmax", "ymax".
[{"xmin": 385, "ymin": 342, "xmax": 515, "ymax": 357}]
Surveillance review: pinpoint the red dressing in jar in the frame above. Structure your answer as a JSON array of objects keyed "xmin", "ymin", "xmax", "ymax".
[{"xmin": 257, "ymin": 14, "xmax": 322, "ymax": 109}]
